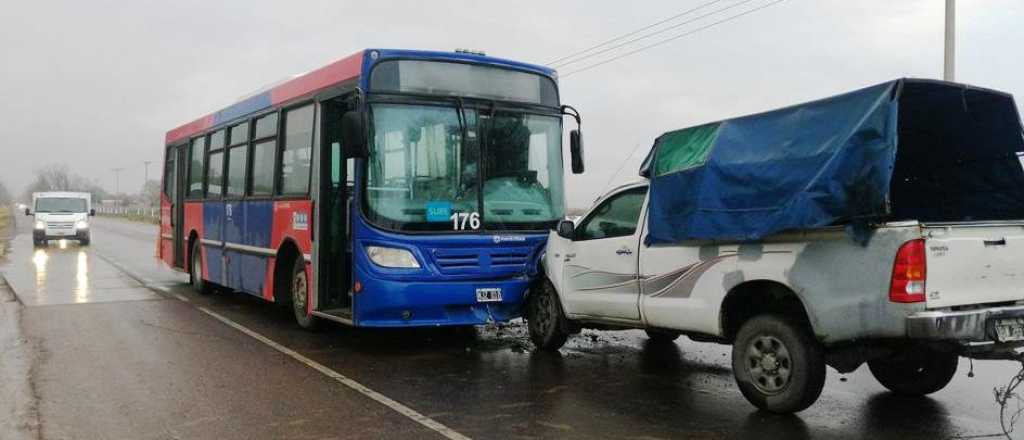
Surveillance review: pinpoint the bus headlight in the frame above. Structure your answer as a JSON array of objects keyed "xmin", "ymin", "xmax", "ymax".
[
  {"xmin": 34, "ymin": 221, "xmax": 45, "ymax": 230},
  {"xmin": 75, "ymin": 221, "xmax": 88, "ymax": 230},
  {"xmin": 365, "ymin": 246, "xmax": 420, "ymax": 268}
]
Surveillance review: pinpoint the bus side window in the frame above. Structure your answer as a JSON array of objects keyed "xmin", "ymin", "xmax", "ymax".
[
  {"xmin": 280, "ymin": 104, "xmax": 314, "ymax": 195},
  {"xmin": 187, "ymin": 137, "xmax": 207, "ymax": 198}
]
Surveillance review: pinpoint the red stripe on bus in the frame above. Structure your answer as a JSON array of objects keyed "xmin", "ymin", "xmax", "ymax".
[
  {"xmin": 166, "ymin": 114, "xmax": 214, "ymax": 145},
  {"xmin": 270, "ymin": 51, "xmax": 364, "ymax": 106}
]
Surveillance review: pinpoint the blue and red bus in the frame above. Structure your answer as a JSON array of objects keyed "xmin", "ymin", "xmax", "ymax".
[{"xmin": 159, "ymin": 48, "xmax": 583, "ymax": 328}]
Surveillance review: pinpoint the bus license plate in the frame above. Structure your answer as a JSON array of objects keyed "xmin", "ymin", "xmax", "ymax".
[
  {"xmin": 476, "ymin": 288, "xmax": 502, "ymax": 303},
  {"xmin": 995, "ymin": 318, "xmax": 1024, "ymax": 342}
]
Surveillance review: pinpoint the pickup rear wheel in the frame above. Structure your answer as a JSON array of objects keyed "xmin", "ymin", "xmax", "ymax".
[
  {"xmin": 868, "ymin": 347, "xmax": 958, "ymax": 396},
  {"xmin": 732, "ymin": 315, "xmax": 825, "ymax": 413},
  {"xmin": 526, "ymin": 279, "xmax": 571, "ymax": 351},
  {"xmin": 645, "ymin": 329, "xmax": 681, "ymax": 343}
]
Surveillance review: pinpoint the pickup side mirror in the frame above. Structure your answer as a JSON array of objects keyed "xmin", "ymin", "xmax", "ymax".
[
  {"xmin": 341, "ymin": 111, "xmax": 368, "ymax": 158},
  {"xmin": 24, "ymin": 208, "xmax": 31, "ymax": 216},
  {"xmin": 89, "ymin": 209, "xmax": 96, "ymax": 217},
  {"xmin": 570, "ymin": 129, "xmax": 584, "ymax": 174},
  {"xmin": 556, "ymin": 219, "xmax": 575, "ymax": 240}
]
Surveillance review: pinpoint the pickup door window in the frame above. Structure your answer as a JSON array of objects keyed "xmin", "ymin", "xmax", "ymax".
[{"xmin": 562, "ymin": 187, "xmax": 647, "ymax": 321}]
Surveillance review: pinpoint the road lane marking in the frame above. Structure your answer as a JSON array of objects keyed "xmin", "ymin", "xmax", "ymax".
[
  {"xmin": 196, "ymin": 307, "xmax": 471, "ymax": 440},
  {"xmin": 92, "ymin": 250, "xmax": 467, "ymax": 438}
]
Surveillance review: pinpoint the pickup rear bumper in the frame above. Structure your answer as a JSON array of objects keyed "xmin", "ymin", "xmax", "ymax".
[{"xmin": 907, "ymin": 304, "xmax": 1024, "ymax": 343}]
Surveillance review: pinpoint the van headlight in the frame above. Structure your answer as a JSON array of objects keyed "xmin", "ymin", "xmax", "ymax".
[
  {"xmin": 34, "ymin": 221, "xmax": 45, "ymax": 230},
  {"xmin": 365, "ymin": 246, "xmax": 420, "ymax": 268},
  {"xmin": 75, "ymin": 221, "xmax": 88, "ymax": 230}
]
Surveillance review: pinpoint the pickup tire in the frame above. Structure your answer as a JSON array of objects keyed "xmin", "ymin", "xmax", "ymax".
[
  {"xmin": 732, "ymin": 315, "xmax": 825, "ymax": 413},
  {"xmin": 645, "ymin": 329, "xmax": 681, "ymax": 343},
  {"xmin": 868, "ymin": 347, "xmax": 958, "ymax": 396},
  {"xmin": 526, "ymin": 279, "xmax": 571, "ymax": 351}
]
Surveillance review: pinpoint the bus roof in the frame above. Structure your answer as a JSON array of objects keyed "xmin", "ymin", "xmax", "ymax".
[{"xmin": 165, "ymin": 48, "xmax": 556, "ymax": 145}]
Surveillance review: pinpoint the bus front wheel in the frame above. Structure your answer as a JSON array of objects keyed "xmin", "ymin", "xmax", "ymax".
[{"xmin": 291, "ymin": 257, "xmax": 319, "ymax": 330}]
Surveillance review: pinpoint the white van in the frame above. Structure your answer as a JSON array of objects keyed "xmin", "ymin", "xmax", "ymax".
[{"xmin": 26, "ymin": 192, "xmax": 94, "ymax": 246}]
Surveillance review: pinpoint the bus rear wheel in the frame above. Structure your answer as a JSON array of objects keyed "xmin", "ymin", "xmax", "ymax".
[
  {"xmin": 290, "ymin": 257, "xmax": 319, "ymax": 330},
  {"xmin": 190, "ymin": 241, "xmax": 210, "ymax": 294}
]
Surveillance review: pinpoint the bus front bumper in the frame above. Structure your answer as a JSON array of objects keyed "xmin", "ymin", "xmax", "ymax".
[{"xmin": 353, "ymin": 267, "xmax": 530, "ymax": 327}]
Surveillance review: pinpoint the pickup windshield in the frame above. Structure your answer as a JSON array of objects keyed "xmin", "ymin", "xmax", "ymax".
[
  {"xmin": 35, "ymin": 197, "xmax": 87, "ymax": 213},
  {"xmin": 365, "ymin": 102, "xmax": 565, "ymax": 232}
]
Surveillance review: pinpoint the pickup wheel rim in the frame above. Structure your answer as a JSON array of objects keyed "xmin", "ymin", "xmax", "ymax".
[{"xmin": 746, "ymin": 335, "xmax": 792, "ymax": 395}]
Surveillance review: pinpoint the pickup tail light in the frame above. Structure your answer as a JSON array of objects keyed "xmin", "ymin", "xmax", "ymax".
[{"xmin": 890, "ymin": 238, "xmax": 926, "ymax": 303}]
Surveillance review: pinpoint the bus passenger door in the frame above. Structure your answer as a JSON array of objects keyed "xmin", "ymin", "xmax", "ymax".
[
  {"xmin": 316, "ymin": 99, "xmax": 352, "ymax": 317},
  {"xmin": 173, "ymin": 144, "xmax": 188, "ymax": 268}
]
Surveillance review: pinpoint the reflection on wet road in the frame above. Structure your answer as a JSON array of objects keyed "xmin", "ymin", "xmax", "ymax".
[
  {"xmin": 4, "ymin": 238, "xmax": 159, "ymax": 306},
  {"xmin": 2, "ymin": 216, "xmax": 1020, "ymax": 439}
]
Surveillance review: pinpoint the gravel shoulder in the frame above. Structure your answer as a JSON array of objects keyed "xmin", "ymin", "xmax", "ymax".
[{"xmin": 0, "ymin": 208, "xmax": 40, "ymax": 440}]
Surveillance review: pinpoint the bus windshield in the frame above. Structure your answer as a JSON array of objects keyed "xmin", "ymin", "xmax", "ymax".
[
  {"xmin": 365, "ymin": 103, "xmax": 565, "ymax": 232},
  {"xmin": 35, "ymin": 197, "xmax": 87, "ymax": 213}
]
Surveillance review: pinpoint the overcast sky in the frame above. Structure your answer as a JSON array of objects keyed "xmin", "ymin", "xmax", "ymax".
[{"xmin": 1, "ymin": 0, "xmax": 1021, "ymax": 207}]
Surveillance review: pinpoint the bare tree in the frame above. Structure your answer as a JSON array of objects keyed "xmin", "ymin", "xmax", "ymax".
[{"xmin": 22, "ymin": 164, "xmax": 110, "ymax": 201}]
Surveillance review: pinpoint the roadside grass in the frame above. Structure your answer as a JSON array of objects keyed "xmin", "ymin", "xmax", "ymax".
[
  {"xmin": 97, "ymin": 212, "xmax": 159, "ymax": 225},
  {"xmin": 0, "ymin": 207, "xmax": 10, "ymax": 258}
]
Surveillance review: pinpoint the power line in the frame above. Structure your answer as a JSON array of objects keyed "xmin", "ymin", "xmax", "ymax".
[
  {"xmin": 546, "ymin": 0, "xmax": 729, "ymax": 66},
  {"xmin": 599, "ymin": 141, "xmax": 650, "ymax": 196},
  {"xmin": 553, "ymin": 0, "xmax": 758, "ymax": 68},
  {"xmin": 563, "ymin": 0, "xmax": 789, "ymax": 77}
]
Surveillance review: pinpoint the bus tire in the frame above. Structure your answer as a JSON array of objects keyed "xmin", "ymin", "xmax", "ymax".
[
  {"xmin": 190, "ymin": 241, "xmax": 210, "ymax": 295},
  {"xmin": 868, "ymin": 346, "xmax": 958, "ymax": 396},
  {"xmin": 290, "ymin": 257, "xmax": 319, "ymax": 330},
  {"xmin": 732, "ymin": 315, "xmax": 825, "ymax": 414},
  {"xmin": 526, "ymin": 279, "xmax": 571, "ymax": 351}
]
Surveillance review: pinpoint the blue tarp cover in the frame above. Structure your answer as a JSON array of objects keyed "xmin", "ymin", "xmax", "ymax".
[{"xmin": 641, "ymin": 79, "xmax": 1024, "ymax": 244}]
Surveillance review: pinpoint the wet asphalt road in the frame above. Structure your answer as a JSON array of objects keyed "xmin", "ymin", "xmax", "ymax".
[{"xmin": 1, "ymin": 216, "xmax": 1022, "ymax": 439}]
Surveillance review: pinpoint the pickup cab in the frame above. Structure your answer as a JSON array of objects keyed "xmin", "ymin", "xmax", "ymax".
[{"xmin": 526, "ymin": 79, "xmax": 1024, "ymax": 413}]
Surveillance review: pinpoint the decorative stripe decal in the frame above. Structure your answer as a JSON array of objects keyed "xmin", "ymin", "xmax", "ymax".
[
  {"xmin": 646, "ymin": 257, "xmax": 727, "ymax": 299},
  {"xmin": 565, "ymin": 264, "xmax": 638, "ymax": 292},
  {"xmin": 160, "ymin": 234, "xmax": 173, "ymax": 240}
]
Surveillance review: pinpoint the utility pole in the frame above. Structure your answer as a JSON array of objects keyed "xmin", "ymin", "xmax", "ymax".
[
  {"xmin": 111, "ymin": 167, "xmax": 124, "ymax": 197},
  {"xmin": 944, "ymin": 0, "xmax": 956, "ymax": 81},
  {"xmin": 143, "ymin": 160, "xmax": 152, "ymax": 184},
  {"xmin": 142, "ymin": 160, "xmax": 153, "ymax": 207}
]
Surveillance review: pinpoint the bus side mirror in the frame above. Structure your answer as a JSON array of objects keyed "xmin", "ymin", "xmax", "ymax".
[
  {"xmin": 556, "ymin": 219, "xmax": 575, "ymax": 240},
  {"xmin": 341, "ymin": 111, "xmax": 368, "ymax": 158},
  {"xmin": 570, "ymin": 130, "xmax": 584, "ymax": 174},
  {"xmin": 89, "ymin": 209, "xmax": 96, "ymax": 217},
  {"xmin": 24, "ymin": 208, "xmax": 31, "ymax": 216}
]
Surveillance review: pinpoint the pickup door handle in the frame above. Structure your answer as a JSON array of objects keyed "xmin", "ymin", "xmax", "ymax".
[
  {"xmin": 984, "ymin": 238, "xmax": 1007, "ymax": 246},
  {"xmin": 616, "ymin": 247, "xmax": 633, "ymax": 256}
]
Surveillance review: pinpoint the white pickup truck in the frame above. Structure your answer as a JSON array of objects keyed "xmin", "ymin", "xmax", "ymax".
[{"xmin": 526, "ymin": 79, "xmax": 1024, "ymax": 413}]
